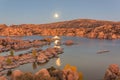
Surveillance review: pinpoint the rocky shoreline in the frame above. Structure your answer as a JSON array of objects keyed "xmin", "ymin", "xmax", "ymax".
[
  {"xmin": 0, "ymin": 64, "xmax": 83, "ymax": 80},
  {"xmin": 0, "ymin": 19, "xmax": 120, "ymax": 39},
  {"xmin": 0, "ymin": 37, "xmax": 51, "ymax": 52},
  {"xmin": 0, "ymin": 47, "xmax": 63, "ymax": 76},
  {"xmin": 0, "ymin": 36, "xmax": 67, "ymax": 79}
]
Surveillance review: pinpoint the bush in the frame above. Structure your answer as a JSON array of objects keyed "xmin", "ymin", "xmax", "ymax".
[
  {"xmin": 6, "ymin": 58, "xmax": 12, "ymax": 65},
  {"xmin": 32, "ymin": 49, "xmax": 37, "ymax": 58},
  {"xmin": 64, "ymin": 64, "xmax": 83, "ymax": 80},
  {"xmin": 10, "ymin": 49, "xmax": 14, "ymax": 56}
]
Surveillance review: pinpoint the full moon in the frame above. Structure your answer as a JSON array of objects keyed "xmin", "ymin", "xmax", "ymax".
[{"xmin": 54, "ymin": 13, "xmax": 59, "ymax": 18}]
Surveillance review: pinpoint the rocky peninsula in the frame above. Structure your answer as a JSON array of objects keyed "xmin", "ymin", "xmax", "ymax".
[
  {"xmin": 0, "ymin": 37, "xmax": 51, "ymax": 52},
  {"xmin": 0, "ymin": 19, "xmax": 120, "ymax": 39}
]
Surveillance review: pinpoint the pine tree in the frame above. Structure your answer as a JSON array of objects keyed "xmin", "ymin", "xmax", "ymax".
[
  {"xmin": 32, "ymin": 49, "xmax": 37, "ymax": 58},
  {"xmin": 6, "ymin": 58, "xmax": 12, "ymax": 65},
  {"xmin": 10, "ymin": 49, "xmax": 14, "ymax": 56}
]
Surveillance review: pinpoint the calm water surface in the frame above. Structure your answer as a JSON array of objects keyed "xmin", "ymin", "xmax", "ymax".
[{"xmin": 0, "ymin": 36, "xmax": 120, "ymax": 80}]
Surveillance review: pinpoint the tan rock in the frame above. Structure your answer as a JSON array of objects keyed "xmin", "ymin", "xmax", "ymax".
[
  {"xmin": 64, "ymin": 40, "xmax": 74, "ymax": 45},
  {"xmin": 112, "ymin": 34, "xmax": 117, "ymax": 39},
  {"xmin": 104, "ymin": 64, "xmax": 120, "ymax": 80},
  {"xmin": 0, "ymin": 76, "xmax": 7, "ymax": 80},
  {"xmin": 11, "ymin": 70, "xmax": 23, "ymax": 80},
  {"xmin": 98, "ymin": 32, "xmax": 105, "ymax": 39},
  {"xmin": 35, "ymin": 68, "xmax": 50, "ymax": 77}
]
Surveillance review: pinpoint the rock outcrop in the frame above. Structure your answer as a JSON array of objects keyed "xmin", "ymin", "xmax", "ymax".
[
  {"xmin": 9, "ymin": 65, "xmax": 82, "ymax": 80},
  {"xmin": 0, "ymin": 19, "xmax": 120, "ymax": 39},
  {"xmin": 104, "ymin": 64, "xmax": 120, "ymax": 80},
  {"xmin": 0, "ymin": 76, "xmax": 7, "ymax": 80},
  {"xmin": 11, "ymin": 70, "xmax": 23, "ymax": 80},
  {"xmin": 35, "ymin": 68, "xmax": 50, "ymax": 77},
  {"xmin": 0, "ymin": 37, "xmax": 48, "ymax": 52}
]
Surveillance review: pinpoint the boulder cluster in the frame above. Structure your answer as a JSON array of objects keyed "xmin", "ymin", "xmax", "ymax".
[
  {"xmin": 0, "ymin": 64, "xmax": 83, "ymax": 80},
  {"xmin": 0, "ymin": 19, "xmax": 120, "ymax": 39},
  {"xmin": 0, "ymin": 37, "xmax": 49, "ymax": 52},
  {"xmin": 0, "ymin": 47, "xmax": 63, "ymax": 76}
]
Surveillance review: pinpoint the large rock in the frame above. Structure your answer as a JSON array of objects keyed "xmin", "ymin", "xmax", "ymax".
[
  {"xmin": 11, "ymin": 70, "xmax": 23, "ymax": 80},
  {"xmin": 112, "ymin": 34, "xmax": 117, "ymax": 39},
  {"xmin": 0, "ymin": 76, "xmax": 7, "ymax": 80},
  {"xmin": 35, "ymin": 68, "xmax": 50, "ymax": 77},
  {"xmin": 104, "ymin": 64, "xmax": 120, "ymax": 80}
]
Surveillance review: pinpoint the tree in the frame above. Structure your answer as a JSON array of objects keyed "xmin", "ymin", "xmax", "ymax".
[
  {"xmin": 32, "ymin": 49, "xmax": 37, "ymax": 58},
  {"xmin": 10, "ymin": 49, "xmax": 14, "ymax": 56},
  {"xmin": 64, "ymin": 64, "xmax": 83, "ymax": 80},
  {"xmin": 6, "ymin": 58, "xmax": 12, "ymax": 65}
]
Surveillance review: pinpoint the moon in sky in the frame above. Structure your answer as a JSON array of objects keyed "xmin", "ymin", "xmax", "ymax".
[{"xmin": 54, "ymin": 13, "xmax": 59, "ymax": 18}]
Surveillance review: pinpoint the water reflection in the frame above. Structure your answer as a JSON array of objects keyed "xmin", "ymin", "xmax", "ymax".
[
  {"xmin": 54, "ymin": 45, "xmax": 61, "ymax": 49},
  {"xmin": 53, "ymin": 36, "xmax": 61, "ymax": 46},
  {"xmin": 53, "ymin": 36, "xmax": 62, "ymax": 67},
  {"xmin": 32, "ymin": 61, "xmax": 48, "ymax": 70},
  {"xmin": 56, "ymin": 58, "xmax": 61, "ymax": 67},
  {"xmin": 7, "ymin": 69, "xmax": 12, "ymax": 76},
  {"xmin": 54, "ymin": 40, "xmax": 61, "ymax": 46},
  {"xmin": 32, "ymin": 62, "xmax": 37, "ymax": 70}
]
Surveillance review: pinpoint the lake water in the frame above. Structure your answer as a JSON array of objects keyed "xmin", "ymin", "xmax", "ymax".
[{"xmin": 0, "ymin": 36, "xmax": 120, "ymax": 80}]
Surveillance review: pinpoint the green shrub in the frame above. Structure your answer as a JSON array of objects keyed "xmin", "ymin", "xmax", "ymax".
[
  {"xmin": 10, "ymin": 49, "xmax": 14, "ymax": 56},
  {"xmin": 32, "ymin": 49, "xmax": 37, "ymax": 58},
  {"xmin": 6, "ymin": 58, "xmax": 12, "ymax": 65}
]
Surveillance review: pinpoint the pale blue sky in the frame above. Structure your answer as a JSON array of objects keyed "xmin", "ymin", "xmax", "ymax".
[{"xmin": 0, "ymin": 0, "xmax": 120, "ymax": 25}]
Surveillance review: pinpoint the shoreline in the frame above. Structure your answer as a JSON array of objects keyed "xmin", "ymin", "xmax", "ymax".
[
  {"xmin": 0, "ymin": 47, "xmax": 64, "ymax": 76},
  {"xmin": 0, "ymin": 19, "xmax": 120, "ymax": 40}
]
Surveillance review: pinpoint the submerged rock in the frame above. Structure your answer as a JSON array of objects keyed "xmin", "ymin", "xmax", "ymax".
[{"xmin": 64, "ymin": 40, "xmax": 74, "ymax": 46}]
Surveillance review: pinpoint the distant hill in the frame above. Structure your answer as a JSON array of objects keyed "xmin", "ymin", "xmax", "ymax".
[{"xmin": 0, "ymin": 19, "xmax": 120, "ymax": 39}]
